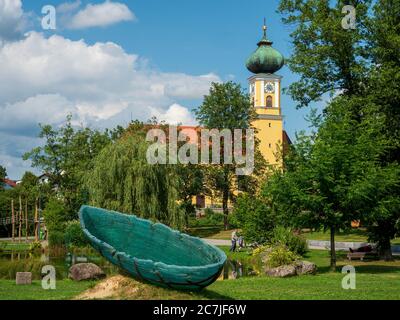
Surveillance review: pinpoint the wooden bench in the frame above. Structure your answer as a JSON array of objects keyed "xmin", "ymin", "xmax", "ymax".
[{"xmin": 347, "ymin": 251, "xmax": 378, "ymax": 261}]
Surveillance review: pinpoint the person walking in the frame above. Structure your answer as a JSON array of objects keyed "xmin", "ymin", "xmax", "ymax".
[
  {"xmin": 238, "ymin": 234, "xmax": 245, "ymax": 250},
  {"xmin": 230, "ymin": 229, "xmax": 238, "ymax": 252}
]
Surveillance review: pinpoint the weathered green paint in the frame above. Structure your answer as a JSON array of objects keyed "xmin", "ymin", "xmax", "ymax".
[
  {"xmin": 79, "ymin": 205, "xmax": 227, "ymax": 291},
  {"xmin": 246, "ymin": 33, "xmax": 284, "ymax": 74}
]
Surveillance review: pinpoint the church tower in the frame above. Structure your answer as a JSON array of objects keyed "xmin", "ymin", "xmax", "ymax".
[{"xmin": 246, "ymin": 22, "xmax": 286, "ymax": 166}]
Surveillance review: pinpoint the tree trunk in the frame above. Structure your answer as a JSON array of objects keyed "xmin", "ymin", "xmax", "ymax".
[
  {"xmin": 378, "ymin": 237, "xmax": 393, "ymax": 261},
  {"xmin": 222, "ymin": 188, "xmax": 229, "ymax": 231},
  {"xmin": 11, "ymin": 200, "xmax": 15, "ymax": 242},
  {"xmin": 34, "ymin": 199, "xmax": 39, "ymax": 241},
  {"xmin": 330, "ymin": 226, "xmax": 336, "ymax": 272},
  {"xmin": 25, "ymin": 199, "xmax": 28, "ymax": 241},
  {"xmin": 18, "ymin": 196, "xmax": 22, "ymax": 242}
]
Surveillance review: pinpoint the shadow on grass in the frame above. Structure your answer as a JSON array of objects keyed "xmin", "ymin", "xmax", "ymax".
[
  {"xmin": 196, "ymin": 289, "xmax": 233, "ymax": 300},
  {"xmin": 186, "ymin": 226, "xmax": 223, "ymax": 238}
]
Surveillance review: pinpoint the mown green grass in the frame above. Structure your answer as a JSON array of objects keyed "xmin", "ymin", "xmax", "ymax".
[
  {"xmin": 187, "ymin": 226, "xmax": 400, "ymax": 245},
  {"xmin": 0, "ymin": 242, "xmax": 31, "ymax": 251},
  {"xmin": 205, "ymin": 249, "xmax": 400, "ymax": 300},
  {"xmin": 0, "ymin": 279, "xmax": 97, "ymax": 300},
  {"xmin": 0, "ymin": 250, "xmax": 399, "ymax": 300},
  {"xmin": 206, "ymin": 272, "xmax": 400, "ymax": 300},
  {"xmin": 302, "ymin": 229, "xmax": 400, "ymax": 245}
]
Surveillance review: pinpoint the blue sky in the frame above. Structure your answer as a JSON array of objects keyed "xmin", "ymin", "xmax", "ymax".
[{"xmin": 0, "ymin": 0, "xmax": 316, "ymax": 179}]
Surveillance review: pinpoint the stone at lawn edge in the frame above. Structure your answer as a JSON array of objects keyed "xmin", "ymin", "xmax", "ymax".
[
  {"xmin": 69, "ymin": 263, "xmax": 106, "ymax": 281},
  {"xmin": 16, "ymin": 272, "xmax": 32, "ymax": 285},
  {"xmin": 295, "ymin": 261, "xmax": 317, "ymax": 275},
  {"xmin": 266, "ymin": 265, "xmax": 297, "ymax": 278}
]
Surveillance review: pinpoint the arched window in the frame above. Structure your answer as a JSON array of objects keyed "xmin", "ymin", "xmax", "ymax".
[{"xmin": 266, "ymin": 95, "xmax": 273, "ymax": 108}]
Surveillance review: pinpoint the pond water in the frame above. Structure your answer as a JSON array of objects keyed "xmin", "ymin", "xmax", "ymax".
[{"xmin": 0, "ymin": 249, "xmax": 259, "ymax": 281}]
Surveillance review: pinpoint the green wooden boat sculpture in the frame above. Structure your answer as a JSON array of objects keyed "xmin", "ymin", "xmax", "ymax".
[{"xmin": 79, "ymin": 205, "xmax": 227, "ymax": 290}]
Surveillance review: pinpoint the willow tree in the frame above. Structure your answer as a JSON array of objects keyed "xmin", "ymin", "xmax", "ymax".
[{"xmin": 85, "ymin": 132, "xmax": 185, "ymax": 230}]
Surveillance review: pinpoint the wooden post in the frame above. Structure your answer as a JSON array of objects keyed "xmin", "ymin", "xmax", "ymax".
[
  {"xmin": 18, "ymin": 196, "xmax": 22, "ymax": 242},
  {"xmin": 34, "ymin": 198, "xmax": 39, "ymax": 242},
  {"xmin": 25, "ymin": 199, "xmax": 28, "ymax": 242},
  {"xmin": 11, "ymin": 199, "xmax": 15, "ymax": 242}
]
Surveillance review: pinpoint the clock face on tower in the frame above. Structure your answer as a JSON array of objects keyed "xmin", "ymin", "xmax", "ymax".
[{"xmin": 264, "ymin": 82, "xmax": 275, "ymax": 94}]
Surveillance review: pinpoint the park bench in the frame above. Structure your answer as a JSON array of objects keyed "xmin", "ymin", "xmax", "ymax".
[{"xmin": 347, "ymin": 245, "xmax": 378, "ymax": 261}]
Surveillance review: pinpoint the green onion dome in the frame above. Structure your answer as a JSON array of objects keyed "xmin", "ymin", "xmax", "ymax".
[{"xmin": 246, "ymin": 24, "xmax": 284, "ymax": 74}]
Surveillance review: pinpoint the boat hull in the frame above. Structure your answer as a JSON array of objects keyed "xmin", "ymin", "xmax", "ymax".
[{"xmin": 79, "ymin": 205, "xmax": 227, "ymax": 291}]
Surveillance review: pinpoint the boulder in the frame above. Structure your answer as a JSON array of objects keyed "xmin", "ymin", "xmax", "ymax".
[
  {"xmin": 16, "ymin": 272, "xmax": 32, "ymax": 285},
  {"xmin": 69, "ymin": 263, "xmax": 105, "ymax": 281},
  {"xmin": 295, "ymin": 261, "xmax": 317, "ymax": 275},
  {"xmin": 266, "ymin": 265, "xmax": 297, "ymax": 278}
]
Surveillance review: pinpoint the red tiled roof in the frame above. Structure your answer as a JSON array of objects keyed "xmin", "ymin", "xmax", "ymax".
[{"xmin": 3, "ymin": 179, "xmax": 17, "ymax": 188}]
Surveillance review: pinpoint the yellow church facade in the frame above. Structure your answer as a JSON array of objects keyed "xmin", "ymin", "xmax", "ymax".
[
  {"xmin": 194, "ymin": 23, "xmax": 290, "ymax": 212},
  {"xmin": 250, "ymin": 73, "xmax": 285, "ymax": 166}
]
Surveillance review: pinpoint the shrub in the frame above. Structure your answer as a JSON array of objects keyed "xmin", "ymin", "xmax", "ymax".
[
  {"xmin": 207, "ymin": 211, "xmax": 224, "ymax": 225},
  {"xmin": 252, "ymin": 245, "xmax": 268, "ymax": 257},
  {"xmin": 270, "ymin": 226, "xmax": 308, "ymax": 255},
  {"xmin": 0, "ymin": 259, "xmax": 64, "ymax": 280},
  {"xmin": 231, "ymin": 194, "xmax": 276, "ymax": 243},
  {"xmin": 42, "ymin": 198, "xmax": 68, "ymax": 247},
  {"xmin": 29, "ymin": 241, "xmax": 42, "ymax": 252},
  {"xmin": 42, "ymin": 198, "xmax": 67, "ymax": 231},
  {"xmin": 48, "ymin": 230, "xmax": 65, "ymax": 247},
  {"xmin": 264, "ymin": 245, "xmax": 299, "ymax": 268},
  {"xmin": 189, "ymin": 209, "xmax": 225, "ymax": 227},
  {"xmin": 64, "ymin": 221, "xmax": 88, "ymax": 247},
  {"xmin": 252, "ymin": 242, "xmax": 301, "ymax": 268}
]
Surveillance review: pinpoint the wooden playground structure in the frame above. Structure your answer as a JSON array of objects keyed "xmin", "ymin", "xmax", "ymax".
[{"xmin": 0, "ymin": 196, "xmax": 42, "ymax": 242}]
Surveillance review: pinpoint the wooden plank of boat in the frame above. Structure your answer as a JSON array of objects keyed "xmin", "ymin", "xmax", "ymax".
[{"xmin": 79, "ymin": 205, "xmax": 227, "ymax": 291}]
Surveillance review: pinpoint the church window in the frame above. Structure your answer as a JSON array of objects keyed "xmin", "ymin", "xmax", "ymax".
[{"xmin": 266, "ymin": 95, "xmax": 273, "ymax": 108}]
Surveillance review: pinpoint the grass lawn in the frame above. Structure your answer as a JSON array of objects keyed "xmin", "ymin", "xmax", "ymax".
[
  {"xmin": 303, "ymin": 229, "xmax": 400, "ymax": 245},
  {"xmin": 206, "ymin": 249, "xmax": 400, "ymax": 300},
  {"xmin": 0, "ymin": 279, "xmax": 98, "ymax": 300},
  {"xmin": 1, "ymin": 249, "xmax": 399, "ymax": 300},
  {"xmin": 186, "ymin": 226, "xmax": 400, "ymax": 245},
  {"xmin": 186, "ymin": 226, "xmax": 231, "ymax": 239},
  {"xmin": 0, "ymin": 242, "xmax": 31, "ymax": 251}
]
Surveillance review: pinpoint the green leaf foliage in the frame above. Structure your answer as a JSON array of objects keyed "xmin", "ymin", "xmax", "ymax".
[{"xmin": 84, "ymin": 132, "xmax": 185, "ymax": 230}]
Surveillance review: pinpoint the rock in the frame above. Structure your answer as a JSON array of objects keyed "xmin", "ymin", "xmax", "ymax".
[
  {"xmin": 16, "ymin": 272, "xmax": 32, "ymax": 285},
  {"xmin": 295, "ymin": 261, "xmax": 317, "ymax": 275},
  {"xmin": 69, "ymin": 263, "xmax": 105, "ymax": 281},
  {"xmin": 266, "ymin": 265, "xmax": 297, "ymax": 278}
]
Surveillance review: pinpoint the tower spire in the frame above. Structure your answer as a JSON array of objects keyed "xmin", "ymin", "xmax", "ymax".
[{"xmin": 263, "ymin": 18, "xmax": 267, "ymax": 38}]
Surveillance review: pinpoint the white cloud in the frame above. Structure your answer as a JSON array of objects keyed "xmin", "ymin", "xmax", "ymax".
[
  {"xmin": 0, "ymin": 94, "xmax": 75, "ymax": 135},
  {"xmin": 0, "ymin": 32, "xmax": 219, "ymax": 112},
  {"xmin": 0, "ymin": 0, "xmax": 27, "ymax": 43},
  {"xmin": 0, "ymin": 132, "xmax": 41, "ymax": 179},
  {"xmin": 68, "ymin": 1, "xmax": 135, "ymax": 30},
  {"xmin": 57, "ymin": 0, "xmax": 81, "ymax": 14},
  {"xmin": 150, "ymin": 104, "xmax": 197, "ymax": 126},
  {"xmin": 0, "ymin": 31, "xmax": 220, "ymax": 177}
]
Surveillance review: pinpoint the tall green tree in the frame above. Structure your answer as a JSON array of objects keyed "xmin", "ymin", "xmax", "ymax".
[
  {"xmin": 85, "ymin": 131, "xmax": 185, "ymax": 230},
  {"xmin": 268, "ymin": 97, "xmax": 400, "ymax": 267},
  {"xmin": 367, "ymin": 0, "xmax": 400, "ymax": 162},
  {"xmin": 176, "ymin": 163, "xmax": 204, "ymax": 224},
  {"xmin": 359, "ymin": 0, "xmax": 400, "ymax": 259},
  {"xmin": 277, "ymin": 0, "xmax": 370, "ymax": 108},
  {"xmin": 0, "ymin": 165, "xmax": 6, "ymax": 187},
  {"xmin": 195, "ymin": 82, "xmax": 265, "ymax": 229},
  {"xmin": 277, "ymin": 0, "xmax": 400, "ymax": 259},
  {"xmin": 23, "ymin": 116, "xmax": 112, "ymax": 218}
]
